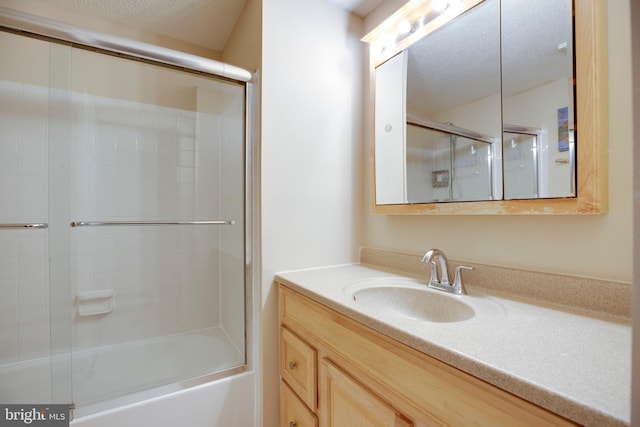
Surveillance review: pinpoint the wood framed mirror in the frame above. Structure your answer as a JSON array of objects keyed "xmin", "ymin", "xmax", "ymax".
[{"xmin": 363, "ymin": 0, "xmax": 608, "ymax": 214}]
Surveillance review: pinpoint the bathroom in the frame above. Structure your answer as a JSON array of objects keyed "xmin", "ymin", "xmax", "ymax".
[{"xmin": 0, "ymin": 0, "xmax": 638, "ymax": 426}]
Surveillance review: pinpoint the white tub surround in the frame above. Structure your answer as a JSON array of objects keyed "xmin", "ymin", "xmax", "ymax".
[
  {"xmin": 70, "ymin": 372, "xmax": 254, "ymax": 427},
  {"xmin": 275, "ymin": 255, "xmax": 631, "ymax": 426}
]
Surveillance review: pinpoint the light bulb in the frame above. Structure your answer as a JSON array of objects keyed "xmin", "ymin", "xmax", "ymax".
[{"xmin": 398, "ymin": 20, "xmax": 413, "ymax": 35}]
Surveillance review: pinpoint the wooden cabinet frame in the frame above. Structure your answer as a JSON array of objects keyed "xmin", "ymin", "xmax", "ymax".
[{"xmin": 280, "ymin": 285, "xmax": 579, "ymax": 426}]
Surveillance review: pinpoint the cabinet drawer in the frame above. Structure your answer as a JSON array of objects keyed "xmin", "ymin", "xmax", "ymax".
[
  {"xmin": 281, "ymin": 380, "xmax": 318, "ymax": 427},
  {"xmin": 281, "ymin": 327, "xmax": 317, "ymax": 411}
]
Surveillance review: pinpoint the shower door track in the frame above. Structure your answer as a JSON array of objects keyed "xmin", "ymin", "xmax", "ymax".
[
  {"xmin": 0, "ymin": 6, "xmax": 252, "ymax": 83},
  {"xmin": 407, "ymin": 114, "xmax": 495, "ymax": 144}
]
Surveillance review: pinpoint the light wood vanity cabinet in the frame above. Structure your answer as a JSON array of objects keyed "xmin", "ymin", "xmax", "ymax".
[
  {"xmin": 279, "ymin": 284, "xmax": 580, "ymax": 427},
  {"xmin": 321, "ymin": 359, "xmax": 413, "ymax": 427},
  {"xmin": 281, "ymin": 327, "xmax": 317, "ymax": 412},
  {"xmin": 280, "ymin": 379, "xmax": 318, "ymax": 427}
]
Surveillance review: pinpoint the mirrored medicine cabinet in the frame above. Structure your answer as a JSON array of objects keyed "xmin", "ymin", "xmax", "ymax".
[{"xmin": 364, "ymin": 0, "xmax": 608, "ymax": 214}]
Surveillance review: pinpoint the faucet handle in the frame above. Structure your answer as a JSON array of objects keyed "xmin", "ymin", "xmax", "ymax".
[{"xmin": 453, "ymin": 265, "xmax": 475, "ymax": 294}]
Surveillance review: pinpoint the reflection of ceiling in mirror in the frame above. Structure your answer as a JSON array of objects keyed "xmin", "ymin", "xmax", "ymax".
[
  {"xmin": 405, "ymin": 0, "xmax": 573, "ymax": 116},
  {"xmin": 501, "ymin": 0, "xmax": 573, "ymax": 96},
  {"xmin": 406, "ymin": 0, "xmax": 500, "ymax": 116}
]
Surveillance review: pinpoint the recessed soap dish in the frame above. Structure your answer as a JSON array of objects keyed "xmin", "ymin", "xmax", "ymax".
[{"xmin": 77, "ymin": 290, "xmax": 115, "ymax": 316}]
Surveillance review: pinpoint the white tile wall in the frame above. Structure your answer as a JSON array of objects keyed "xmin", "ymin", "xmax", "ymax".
[
  {"xmin": 1, "ymin": 70, "xmax": 246, "ymax": 384},
  {"xmin": 0, "ymin": 81, "xmax": 50, "ymax": 364},
  {"xmin": 68, "ymin": 94, "xmax": 226, "ymax": 351}
]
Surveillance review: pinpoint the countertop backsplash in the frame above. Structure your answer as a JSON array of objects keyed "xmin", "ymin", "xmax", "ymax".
[{"xmin": 360, "ymin": 247, "xmax": 632, "ymax": 320}]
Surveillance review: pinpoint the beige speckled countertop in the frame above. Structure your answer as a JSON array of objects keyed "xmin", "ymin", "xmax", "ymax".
[{"xmin": 275, "ymin": 262, "xmax": 631, "ymax": 427}]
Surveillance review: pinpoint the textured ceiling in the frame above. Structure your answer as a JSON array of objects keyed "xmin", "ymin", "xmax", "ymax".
[
  {"xmin": 326, "ymin": 0, "xmax": 385, "ymax": 17},
  {"xmin": 40, "ymin": 0, "xmax": 384, "ymax": 52},
  {"xmin": 41, "ymin": 0, "xmax": 248, "ymax": 51},
  {"xmin": 406, "ymin": 0, "xmax": 573, "ymax": 115}
]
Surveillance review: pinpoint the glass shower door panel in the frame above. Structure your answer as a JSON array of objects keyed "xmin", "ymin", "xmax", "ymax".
[
  {"xmin": 48, "ymin": 40, "xmax": 74, "ymax": 406},
  {"xmin": 405, "ymin": 125, "xmax": 493, "ymax": 203},
  {"xmin": 0, "ymin": 31, "xmax": 72, "ymax": 406},
  {"xmin": 503, "ymin": 132, "xmax": 538, "ymax": 199},
  {"xmin": 406, "ymin": 124, "xmax": 452, "ymax": 203},
  {"xmin": 68, "ymin": 47, "xmax": 246, "ymax": 406},
  {"xmin": 451, "ymin": 136, "xmax": 493, "ymax": 202}
]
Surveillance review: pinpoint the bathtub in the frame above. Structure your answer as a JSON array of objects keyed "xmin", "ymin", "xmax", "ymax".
[
  {"xmin": 0, "ymin": 356, "xmax": 53, "ymax": 404},
  {"xmin": 72, "ymin": 327, "xmax": 245, "ymax": 407},
  {"xmin": 1, "ymin": 328, "xmax": 254, "ymax": 427},
  {"xmin": 71, "ymin": 371, "xmax": 255, "ymax": 427}
]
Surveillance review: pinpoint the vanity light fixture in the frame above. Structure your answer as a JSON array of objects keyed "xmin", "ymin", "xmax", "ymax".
[
  {"xmin": 373, "ymin": 33, "xmax": 397, "ymax": 54},
  {"xmin": 362, "ymin": 0, "xmax": 484, "ymax": 66},
  {"xmin": 398, "ymin": 19, "xmax": 413, "ymax": 35},
  {"xmin": 387, "ymin": 8, "xmax": 448, "ymax": 52},
  {"xmin": 432, "ymin": 0, "xmax": 450, "ymax": 11},
  {"xmin": 434, "ymin": 0, "xmax": 464, "ymax": 12}
]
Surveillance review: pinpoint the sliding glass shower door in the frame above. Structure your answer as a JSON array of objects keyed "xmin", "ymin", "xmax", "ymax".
[
  {"xmin": 0, "ymin": 30, "xmax": 72, "ymax": 405},
  {"xmin": 0, "ymin": 29, "xmax": 248, "ymax": 411}
]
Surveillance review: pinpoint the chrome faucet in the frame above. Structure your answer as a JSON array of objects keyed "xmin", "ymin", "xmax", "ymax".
[
  {"xmin": 422, "ymin": 249, "xmax": 450, "ymax": 286},
  {"xmin": 421, "ymin": 249, "xmax": 474, "ymax": 295}
]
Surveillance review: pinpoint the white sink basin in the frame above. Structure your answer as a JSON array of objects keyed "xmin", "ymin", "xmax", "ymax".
[{"xmin": 349, "ymin": 279, "xmax": 475, "ymax": 323}]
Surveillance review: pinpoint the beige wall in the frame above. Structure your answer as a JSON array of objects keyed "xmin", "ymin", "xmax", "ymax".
[
  {"xmin": 222, "ymin": 0, "xmax": 261, "ymax": 72},
  {"xmin": 364, "ymin": 0, "xmax": 633, "ymax": 283},
  {"xmin": 631, "ymin": 0, "xmax": 639, "ymax": 423},
  {"xmin": 261, "ymin": 1, "xmax": 365, "ymax": 425}
]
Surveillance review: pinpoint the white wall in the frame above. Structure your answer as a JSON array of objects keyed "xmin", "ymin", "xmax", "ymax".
[{"xmin": 261, "ymin": 0, "xmax": 365, "ymax": 424}]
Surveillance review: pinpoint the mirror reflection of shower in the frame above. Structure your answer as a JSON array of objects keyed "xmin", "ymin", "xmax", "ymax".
[
  {"xmin": 502, "ymin": 124, "xmax": 575, "ymax": 200},
  {"xmin": 503, "ymin": 129, "xmax": 539, "ymax": 199},
  {"xmin": 406, "ymin": 117, "xmax": 494, "ymax": 204}
]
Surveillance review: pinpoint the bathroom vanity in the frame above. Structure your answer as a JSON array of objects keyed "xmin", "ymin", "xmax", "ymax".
[{"xmin": 276, "ymin": 252, "xmax": 630, "ymax": 427}]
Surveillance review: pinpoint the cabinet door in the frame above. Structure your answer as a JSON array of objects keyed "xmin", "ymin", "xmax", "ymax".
[{"xmin": 320, "ymin": 359, "xmax": 413, "ymax": 427}]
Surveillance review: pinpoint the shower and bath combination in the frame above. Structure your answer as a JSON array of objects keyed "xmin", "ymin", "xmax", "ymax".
[{"xmin": 0, "ymin": 6, "xmax": 256, "ymax": 422}]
